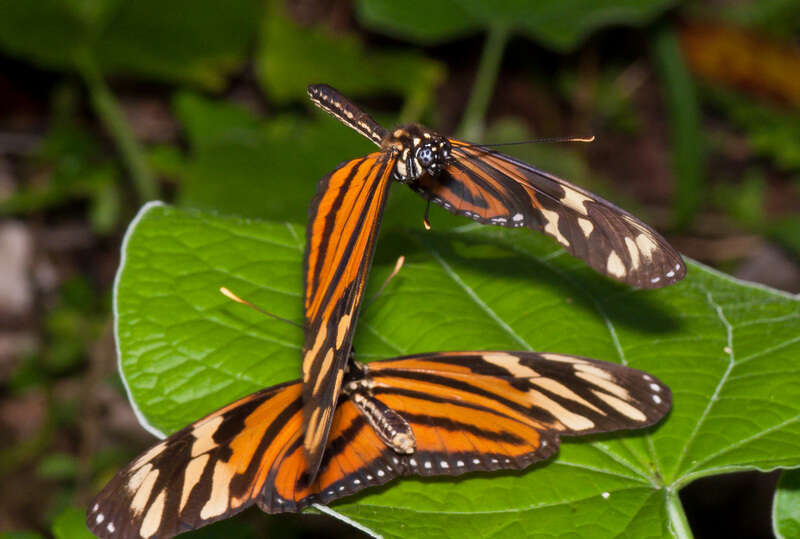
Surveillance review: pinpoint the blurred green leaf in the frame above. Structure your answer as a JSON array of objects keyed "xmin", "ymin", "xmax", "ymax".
[
  {"xmin": 558, "ymin": 66, "xmax": 643, "ymax": 134},
  {"xmin": 357, "ymin": 0, "xmax": 675, "ymax": 51},
  {"xmin": 767, "ymin": 216, "xmax": 800, "ymax": 256},
  {"xmin": 173, "ymin": 92, "xmax": 390, "ymax": 221},
  {"xmin": 0, "ymin": 0, "xmax": 101, "ymax": 67},
  {"xmin": 357, "ymin": 0, "xmax": 477, "ymax": 44},
  {"xmin": 0, "ymin": 94, "xmax": 122, "ymax": 233},
  {"xmin": 256, "ymin": 0, "xmax": 443, "ymax": 114},
  {"xmin": 652, "ymin": 25, "xmax": 705, "ymax": 230},
  {"xmin": 774, "ymin": 469, "xmax": 800, "ymax": 538},
  {"xmin": 37, "ymin": 453, "xmax": 79, "ymax": 480},
  {"xmin": 51, "ymin": 507, "xmax": 94, "ymax": 539},
  {"xmin": 0, "ymin": 0, "xmax": 260, "ymax": 88},
  {"xmin": 0, "ymin": 532, "xmax": 46, "ymax": 539},
  {"xmin": 89, "ymin": 176, "xmax": 122, "ymax": 234},
  {"xmin": 7, "ymin": 356, "xmax": 47, "ymax": 392},
  {"xmin": 115, "ymin": 203, "xmax": 800, "ymax": 537},
  {"xmin": 704, "ymin": 86, "xmax": 800, "ymax": 173},
  {"xmin": 711, "ymin": 169, "xmax": 766, "ymax": 228},
  {"xmin": 41, "ymin": 277, "xmax": 106, "ymax": 373},
  {"xmin": 148, "ymin": 145, "xmax": 188, "ymax": 181}
]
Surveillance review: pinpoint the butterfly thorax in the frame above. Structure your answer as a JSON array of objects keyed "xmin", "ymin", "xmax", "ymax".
[{"xmin": 380, "ymin": 124, "xmax": 451, "ymax": 184}]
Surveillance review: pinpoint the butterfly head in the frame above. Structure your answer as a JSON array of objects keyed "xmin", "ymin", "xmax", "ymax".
[{"xmin": 383, "ymin": 124, "xmax": 451, "ymax": 183}]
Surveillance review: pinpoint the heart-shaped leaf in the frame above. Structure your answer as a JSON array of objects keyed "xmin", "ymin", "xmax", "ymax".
[{"xmin": 115, "ymin": 202, "xmax": 800, "ymax": 537}]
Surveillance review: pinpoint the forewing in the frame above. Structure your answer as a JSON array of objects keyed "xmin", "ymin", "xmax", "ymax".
[
  {"xmin": 87, "ymin": 381, "xmax": 304, "ymax": 539},
  {"xmin": 413, "ymin": 140, "xmax": 685, "ymax": 288},
  {"xmin": 260, "ymin": 398, "xmax": 400, "ymax": 512},
  {"xmin": 302, "ymin": 151, "xmax": 395, "ymax": 479}
]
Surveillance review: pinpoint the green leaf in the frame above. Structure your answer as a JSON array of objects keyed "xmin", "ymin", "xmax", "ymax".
[
  {"xmin": 0, "ymin": 0, "xmax": 260, "ymax": 88},
  {"xmin": 356, "ymin": 0, "xmax": 478, "ymax": 45},
  {"xmin": 703, "ymin": 85, "xmax": 800, "ymax": 173},
  {"xmin": 0, "ymin": 101, "xmax": 121, "ymax": 226},
  {"xmin": 0, "ymin": 532, "xmax": 45, "ymax": 539},
  {"xmin": 37, "ymin": 453, "xmax": 79, "ymax": 480},
  {"xmin": 172, "ymin": 92, "xmax": 434, "ymax": 225},
  {"xmin": 357, "ymin": 0, "xmax": 676, "ymax": 51},
  {"xmin": 115, "ymin": 202, "xmax": 800, "ymax": 537},
  {"xmin": 172, "ymin": 92, "xmax": 372, "ymax": 221},
  {"xmin": 774, "ymin": 469, "xmax": 800, "ymax": 538},
  {"xmin": 768, "ymin": 216, "xmax": 800, "ymax": 257},
  {"xmin": 95, "ymin": 0, "xmax": 260, "ymax": 88},
  {"xmin": 52, "ymin": 507, "xmax": 94, "ymax": 539},
  {"xmin": 256, "ymin": 0, "xmax": 443, "ymax": 110}
]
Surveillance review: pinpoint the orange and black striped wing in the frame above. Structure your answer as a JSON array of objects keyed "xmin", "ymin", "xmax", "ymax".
[
  {"xmin": 361, "ymin": 351, "xmax": 670, "ymax": 473},
  {"xmin": 302, "ymin": 151, "xmax": 395, "ymax": 479},
  {"xmin": 367, "ymin": 351, "xmax": 670, "ymax": 436},
  {"xmin": 88, "ymin": 352, "xmax": 672, "ymax": 537},
  {"xmin": 268, "ymin": 351, "xmax": 671, "ymax": 512},
  {"xmin": 87, "ymin": 381, "xmax": 306, "ymax": 539},
  {"xmin": 414, "ymin": 140, "xmax": 686, "ymax": 288}
]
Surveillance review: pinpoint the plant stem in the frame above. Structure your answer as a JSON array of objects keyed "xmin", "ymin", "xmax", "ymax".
[
  {"xmin": 457, "ymin": 22, "xmax": 511, "ymax": 141},
  {"xmin": 651, "ymin": 25, "xmax": 704, "ymax": 231},
  {"xmin": 665, "ymin": 486, "xmax": 693, "ymax": 539},
  {"xmin": 75, "ymin": 52, "xmax": 159, "ymax": 201}
]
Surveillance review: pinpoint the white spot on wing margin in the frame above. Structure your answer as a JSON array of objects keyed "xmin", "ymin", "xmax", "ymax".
[
  {"xmin": 312, "ymin": 504, "xmax": 383, "ymax": 538},
  {"xmin": 114, "ymin": 201, "xmax": 169, "ymax": 439}
]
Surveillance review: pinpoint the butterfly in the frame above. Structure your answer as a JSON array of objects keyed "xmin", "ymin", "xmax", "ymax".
[
  {"xmin": 301, "ymin": 83, "xmax": 685, "ymax": 480},
  {"xmin": 87, "ymin": 350, "xmax": 671, "ymax": 539}
]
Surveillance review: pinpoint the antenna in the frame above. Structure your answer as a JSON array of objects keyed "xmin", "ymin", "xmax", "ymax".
[
  {"xmin": 365, "ymin": 256, "xmax": 405, "ymax": 307},
  {"xmin": 461, "ymin": 135, "xmax": 595, "ymax": 149},
  {"xmin": 220, "ymin": 287, "xmax": 303, "ymax": 329}
]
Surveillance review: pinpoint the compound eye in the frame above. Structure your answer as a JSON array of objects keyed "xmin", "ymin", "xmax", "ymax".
[{"xmin": 417, "ymin": 146, "xmax": 434, "ymax": 166}]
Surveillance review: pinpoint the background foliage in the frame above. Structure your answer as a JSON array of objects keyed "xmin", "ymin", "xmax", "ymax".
[{"xmin": 0, "ymin": 0, "xmax": 798, "ymax": 537}]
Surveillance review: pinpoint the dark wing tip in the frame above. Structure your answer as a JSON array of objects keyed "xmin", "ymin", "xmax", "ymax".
[{"xmin": 622, "ymin": 248, "xmax": 687, "ymax": 289}]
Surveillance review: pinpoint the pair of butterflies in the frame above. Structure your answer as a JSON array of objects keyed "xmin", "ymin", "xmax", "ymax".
[
  {"xmin": 87, "ymin": 85, "xmax": 683, "ymax": 538},
  {"xmin": 300, "ymin": 84, "xmax": 684, "ymax": 478}
]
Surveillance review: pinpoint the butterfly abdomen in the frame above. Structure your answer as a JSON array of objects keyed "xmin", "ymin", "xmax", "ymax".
[{"xmin": 307, "ymin": 84, "xmax": 387, "ymax": 145}]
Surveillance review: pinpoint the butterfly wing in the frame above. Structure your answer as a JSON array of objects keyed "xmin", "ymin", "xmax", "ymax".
[
  {"xmin": 259, "ymin": 381, "xmax": 559, "ymax": 514},
  {"xmin": 369, "ymin": 351, "xmax": 670, "ymax": 434},
  {"xmin": 362, "ymin": 351, "xmax": 670, "ymax": 473},
  {"xmin": 302, "ymin": 151, "xmax": 396, "ymax": 479},
  {"xmin": 88, "ymin": 352, "xmax": 671, "ymax": 536},
  {"xmin": 413, "ymin": 140, "xmax": 685, "ymax": 288},
  {"xmin": 265, "ymin": 351, "xmax": 671, "ymax": 512},
  {"xmin": 86, "ymin": 381, "xmax": 305, "ymax": 539}
]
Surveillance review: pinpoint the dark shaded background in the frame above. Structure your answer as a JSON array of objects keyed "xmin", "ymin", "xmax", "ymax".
[{"xmin": 1, "ymin": 0, "xmax": 798, "ymax": 537}]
